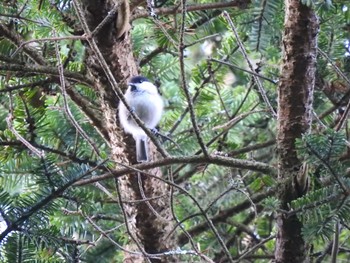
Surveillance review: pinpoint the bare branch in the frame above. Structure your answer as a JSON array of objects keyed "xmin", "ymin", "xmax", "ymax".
[
  {"xmin": 74, "ymin": 154, "xmax": 275, "ymax": 191},
  {"xmin": 0, "ymin": 63, "xmax": 92, "ymax": 86}
]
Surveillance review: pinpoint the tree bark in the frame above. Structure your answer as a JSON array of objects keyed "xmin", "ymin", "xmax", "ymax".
[
  {"xmin": 78, "ymin": 1, "xmax": 177, "ymax": 262},
  {"xmin": 275, "ymin": 0, "xmax": 318, "ymax": 262}
]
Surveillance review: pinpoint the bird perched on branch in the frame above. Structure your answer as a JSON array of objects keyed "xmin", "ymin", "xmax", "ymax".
[{"xmin": 118, "ymin": 76, "xmax": 164, "ymax": 162}]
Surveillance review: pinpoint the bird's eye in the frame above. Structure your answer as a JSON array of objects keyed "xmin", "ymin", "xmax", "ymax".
[{"xmin": 139, "ymin": 79, "xmax": 144, "ymax": 83}]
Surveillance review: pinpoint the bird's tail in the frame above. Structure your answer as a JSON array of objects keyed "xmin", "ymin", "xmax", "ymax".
[{"xmin": 136, "ymin": 136, "xmax": 148, "ymax": 162}]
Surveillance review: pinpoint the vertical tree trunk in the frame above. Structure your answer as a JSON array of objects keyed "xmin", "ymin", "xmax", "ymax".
[
  {"xmin": 275, "ymin": 0, "xmax": 318, "ymax": 262},
  {"xmin": 78, "ymin": 1, "xmax": 177, "ymax": 262}
]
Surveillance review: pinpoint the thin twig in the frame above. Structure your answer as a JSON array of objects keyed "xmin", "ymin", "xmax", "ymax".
[
  {"xmin": 11, "ymin": 35, "xmax": 88, "ymax": 59},
  {"xmin": 223, "ymin": 11, "xmax": 277, "ymax": 117},
  {"xmin": 306, "ymin": 141, "xmax": 349, "ymax": 194},
  {"xmin": 279, "ymin": 192, "xmax": 341, "ymax": 218},
  {"xmin": 137, "ymin": 172, "xmax": 168, "ymax": 221},
  {"xmin": 227, "ymin": 139, "xmax": 275, "ymax": 157},
  {"xmin": 146, "ymin": 0, "xmax": 178, "ymax": 47},
  {"xmin": 335, "ymin": 95, "xmax": 350, "ymax": 132},
  {"xmin": 106, "ymin": 188, "xmax": 206, "ymax": 260},
  {"xmin": 53, "ymin": 30, "xmax": 101, "ymax": 156},
  {"xmin": 0, "ymin": 12, "xmax": 47, "ymax": 24},
  {"xmin": 318, "ymin": 48, "xmax": 350, "ymax": 132},
  {"xmin": 173, "ymin": 104, "xmax": 260, "ymax": 181},
  {"xmin": 318, "ymin": 48, "xmax": 350, "ymax": 86},
  {"xmin": 94, "ymin": 182, "xmax": 119, "ymax": 202},
  {"xmin": 168, "ymin": 41, "xmax": 242, "ymax": 136},
  {"xmin": 91, "ymin": 2, "xmax": 121, "ymax": 36},
  {"xmin": 6, "ymin": 93, "xmax": 44, "ymax": 159},
  {"xmin": 83, "ymin": 212, "xmax": 143, "ymax": 255},
  {"xmin": 253, "ymin": 0, "xmax": 268, "ymax": 52},
  {"xmin": 167, "ymin": 168, "xmax": 208, "ymax": 262},
  {"xmin": 114, "ymin": 178, "xmax": 156, "ymax": 263},
  {"xmin": 210, "ymin": 58, "xmax": 277, "ymax": 84},
  {"xmin": 0, "ymin": 64, "xmax": 92, "ymax": 86},
  {"xmin": 178, "ymin": 188, "xmax": 275, "ymax": 245},
  {"xmin": 234, "ymin": 235, "xmax": 275, "ymax": 262},
  {"xmin": 114, "ymin": 161, "xmax": 235, "ymax": 262},
  {"xmin": 209, "ymin": 61, "xmax": 230, "ymax": 118},
  {"xmin": 1, "ymin": 79, "xmax": 51, "ymax": 93},
  {"xmin": 178, "ymin": 0, "xmax": 208, "ymax": 157},
  {"xmin": 185, "ymin": 33, "xmax": 221, "ymax": 48},
  {"xmin": 169, "ymin": 185, "xmax": 241, "ymax": 239},
  {"xmin": 312, "ymin": 110, "xmax": 328, "ymax": 130},
  {"xmin": 139, "ymin": 46, "xmax": 166, "ymax": 67},
  {"xmin": 213, "ymin": 109, "xmax": 267, "ymax": 131},
  {"xmin": 331, "ymin": 221, "xmax": 340, "ymax": 263},
  {"xmin": 168, "ymin": 80, "xmax": 206, "ymax": 135},
  {"xmin": 178, "ymin": 1, "xmax": 232, "ymax": 260},
  {"xmin": 318, "ymin": 90, "xmax": 350, "ymax": 119}
]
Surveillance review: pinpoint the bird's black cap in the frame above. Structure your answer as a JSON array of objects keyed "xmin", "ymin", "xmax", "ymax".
[{"xmin": 129, "ymin": 76, "xmax": 149, "ymax": 84}]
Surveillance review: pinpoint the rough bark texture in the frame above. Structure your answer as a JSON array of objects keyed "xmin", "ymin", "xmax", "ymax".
[
  {"xmin": 275, "ymin": 0, "xmax": 318, "ymax": 262},
  {"xmin": 80, "ymin": 1, "xmax": 177, "ymax": 262}
]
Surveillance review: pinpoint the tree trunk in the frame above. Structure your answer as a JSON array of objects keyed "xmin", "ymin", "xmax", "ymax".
[
  {"xmin": 275, "ymin": 0, "xmax": 318, "ymax": 262},
  {"xmin": 78, "ymin": 1, "xmax": 177, "ymax": 261}
]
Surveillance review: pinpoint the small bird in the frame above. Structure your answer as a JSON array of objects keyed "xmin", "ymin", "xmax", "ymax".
[{"xmin": 118, "ymin": 76, "xmax": 164, "ymax": 162}]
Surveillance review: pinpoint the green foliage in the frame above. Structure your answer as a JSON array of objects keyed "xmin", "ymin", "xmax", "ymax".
[
  {"xmin": 0, "ymin": 0, "xmax": 350, "ymax": 262},
  {"xmin": 297, "ymin": 130, "xmax": 346, "ymax": 162},
  {"xmin": 293, "ymin": 131, "xmax": 349, "ymax": 242},
  {"xmin": 291, "ymin": 182, "xmax": 350, "ymax": 242},
  {"xmin": 250, "ymin": 0, "xmax": 283, "ymax": 52},
  {"xmin": 0, "ymin": 161, "xmax": 96, "ymax": 262}
]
